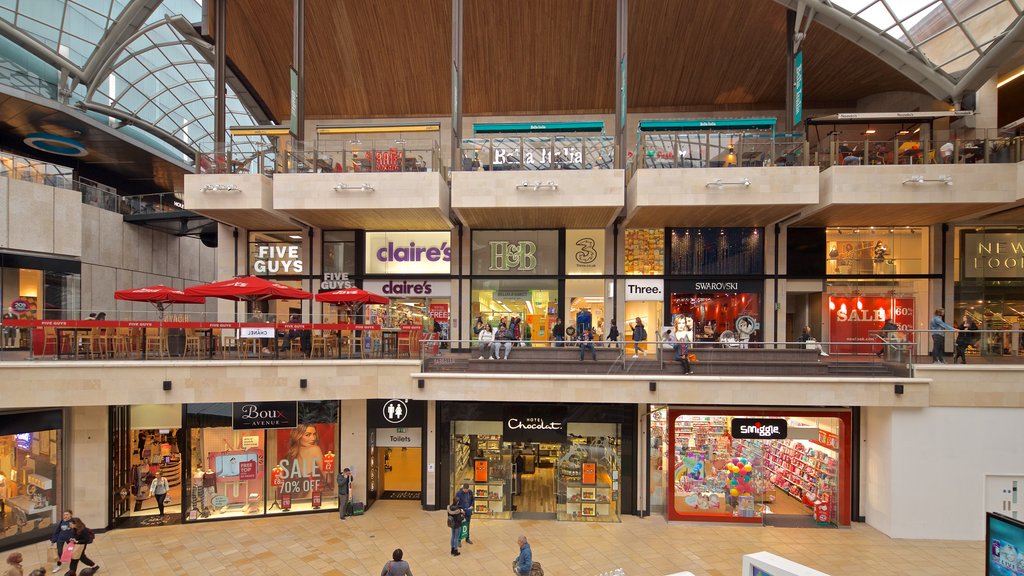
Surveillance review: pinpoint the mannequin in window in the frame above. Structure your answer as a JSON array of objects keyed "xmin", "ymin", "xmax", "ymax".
[{"xmin": 282, "ymin": 424, "xmax": 324, "ymax": 499}]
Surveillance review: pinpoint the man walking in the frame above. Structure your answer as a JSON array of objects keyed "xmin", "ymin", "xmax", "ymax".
[
  {"xmin": 929, "ymin": 308, "xmax": 956, "ymax": 364},
  {"xmin": 337, "ymin": 468, "xmax": 353, "ymax": 520},
  {"xmin": 513, "ymin": 535, "xmax": 533, "ymax": 576},
  {"xmin": 455, "ymin": 483, "xmax": 475, "ymax": 544},
  {"xmin": 552, "ymin": 318, "xmax": 564, "ymax": 347}
]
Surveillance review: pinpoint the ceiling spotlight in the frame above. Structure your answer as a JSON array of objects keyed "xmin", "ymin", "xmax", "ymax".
[{"xmin": 864, "ymin": 128, "xmax": 877, "ymax": 135}]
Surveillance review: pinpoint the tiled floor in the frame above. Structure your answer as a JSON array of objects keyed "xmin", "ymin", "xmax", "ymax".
[{"xmin": 7, "ymin": 501, "xmax": 981, "ymax": 575}]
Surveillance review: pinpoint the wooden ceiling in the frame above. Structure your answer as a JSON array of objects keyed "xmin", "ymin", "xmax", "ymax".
[{"xmin": 220, "ymin": 0, "xmax": 927, "ymax": 121}]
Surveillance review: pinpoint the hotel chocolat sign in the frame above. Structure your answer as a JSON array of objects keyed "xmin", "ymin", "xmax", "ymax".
[
  {"xmin": 730, "ymin": 418, "xmax": 788, "ymax": 440},
  {"xmin": 503, "ymin": 405, "xmax": 567, "ymax": 442},
  {"xmin": 233, "ymin": 401, "xmax": 297, "ymax": 430}
]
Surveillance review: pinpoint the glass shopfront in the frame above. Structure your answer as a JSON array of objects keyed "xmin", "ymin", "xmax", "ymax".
[
  {"xmin": 625, "ymin": 229, "xmax": 664, "ymax": 276},
  {"xmin": 1, "ymin": 254, "xmax": 80, "ymax": 351},
  {"xmin": 669, "ymin": 280, "xmax": 763, "ymax": 345},
  {"xmin": 471, "ymin": 279, "xmax": 557, "ymax": 346},
  {"xmin": 0, "ymin": 410, "xmax": 63, "ymax": 549},
  {"xmin": 624, "ymin": 279, "xmax": 662, "ymax": 354},
  {"xmin": 954, "ymin": 228, "xmax": 1024, "ymax": 357},
  {"xmin": 110, "ymin": 405, "xmax": 183, "ymax": 528},
  {"xmin": 671, "ymin": 228, "xmax": 763, "ymax": 276},
  {"xmin": 658, "ymin": 407, "xmax": 850, "ymax": 527},
  {"xmin": 184, "ymin": 401, "xmax": 339, "ymax": 522},
  {"xmin": 439, "ymin": 402, "xmax": 635, "ymax": 523}
]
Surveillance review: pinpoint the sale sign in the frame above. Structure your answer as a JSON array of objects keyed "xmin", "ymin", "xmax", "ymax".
[
  {"xmin": 239, "ymin": 461, "xmax": 257, "ymax": 480},
  {"xmin": 828, "ymin": 296, "xmax": 914, "ymax": 354}
]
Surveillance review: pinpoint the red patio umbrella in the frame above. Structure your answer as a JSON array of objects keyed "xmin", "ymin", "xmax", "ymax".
[
  {"xmin": 114, "ymin": 284, "xmax": 206, "ymax": 319},
  {"xmin": 315, "ymin": 287, "xmax": 389, "ymax": 305},
  {"xmin": 184, "ymin": 276, "xmax": 312, "ymax": 301}
]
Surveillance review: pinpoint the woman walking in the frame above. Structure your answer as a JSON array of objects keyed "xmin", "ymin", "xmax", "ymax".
[
  {"xmin": 66, "ymin": 517, "xmax": 99, "ymax": 574},
  {"xmin": 630, "ymin": 317, "xmax": 647, "ymax": 358},
  {"xmin": 50, "ymin": 509, "xmax": 74, "ymax": 573},
  {"xmin": 447, "ymin": 497, "xmax": 465, "ymax": 556},
  {"xmin": 150, "ymin": 471, "xmax": 170, "ymax": 516},
  {"xmin": 380, "ymin": 548, "xmax": 413, "ymax": 576}
]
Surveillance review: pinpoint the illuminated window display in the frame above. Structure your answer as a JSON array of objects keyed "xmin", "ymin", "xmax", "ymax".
[
  {"xmin": 954, "ymin": 228, "xmax": 1024, "ymax": 357},
  {"xmin": 0, "ymin": 410, "xmax": 63, "ymax": 549},
  {"xmin": 625, "ymin": 229, "xmax": 664, "ymax": 275},
  {"xmin": 825, "ymin": 227, "xmax": 927, "ymax": 276},
  {"xmin": 664, "ymin": 409, "xmax": 849, "ymax": 526},
  {"xmin": 669, "ymin": 281, "xmax": 763, "ymax": 345},
  {"xmin": 671, "ymin": 228, "xmax": 762, "ymax": 275},
  {"xmin": 185, "ymin": 401, "xmax": 338, "ymax": 521},
  {"xmin": 471, "ymin": 279, "xmax": 557, "ymax": 346}
]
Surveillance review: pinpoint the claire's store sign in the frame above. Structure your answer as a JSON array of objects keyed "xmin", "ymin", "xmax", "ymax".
[
  {"xmin": 251, "ymin": 244, "xmax": 303, "ymax": 275},
  {"xmin": 365, "ymin": 231, "xmax": 452, "ymax": 275},
  {"xmin": 363, "ymin": 279, "xmax": 452, "ymax": 298},
  {"xmin": 730, "ymin": 418, "xmax": 788, "ymax": 440},
  {"xmin": 503, "ymin": 405, "xmax": 568, "ymax": 442},
  {"xmin": 233, "ymin": 401, "xmax": 297, "ymax": 430}
]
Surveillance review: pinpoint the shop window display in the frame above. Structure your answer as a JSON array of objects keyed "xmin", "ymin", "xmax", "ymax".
[
  {"xmin": 450, "ymin": 423, "xmax": 621, "ymax": 523},
  {"xmin": 670, "ymin": 292, "xmax": 761, "ymax": 345},
  {"xmin": 471, "ymin": 280, "xmax": 557, "ymax": 346},
  {"xmin": 671, "ymin": 228, "xmax": 762, "ymax": 275},
  {"xmin": 625, "ymin": 229, "xmax": 664, "ymax": 275},
  {"xmin": 825, "ymin": 227, "xmax": 927, "ymax": 276},
  {"xmin": 0, "ymin": 419, "xmax": 62, "ymax": 549},
  {"xmin": 186, "ymin": 401, "xmax": 338, "ymax": 521},
  {"xmin": 667, "ymin": 414, "xmax": 840, "ymax": 525}
]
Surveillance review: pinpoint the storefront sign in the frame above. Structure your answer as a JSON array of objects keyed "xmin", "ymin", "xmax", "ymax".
[
  {"xmin": 252, "ymin": 244, "xmax": 303, "ymax": 275},
  {"xmin": 730, "ymin": 418, "xmax": 788, "ymax": 439},
  {"xmin": 232, "ymin": 401, "xmax": 297, "ymax": 430},
  {"xmin": 238, "ymin": 461, "xmax": 257, "ymax": 480},
  {"xmin": 625, "ymin": 279, "xmax": 664, "ymax": 301},
  {"xmin": 673, "ymin": 279, "xmax": 763, "ymax": 293},
  {"xmin": 503, "ymin": 405, "xmax": 568, "ymax": 442},
  {"xmin": 472, "ymin": 231, "xmax": 558, "ymax": 275},
  {"xmin": 963, "ymin": 232, "xmax": 1024, "ymax": 279},
  {"xmin": 365, "ymin": 232, "xmax": 452, "ymax": 275},
  {"xmin": 239, "ymin": 327, "xmax": 275, "ymax": 339},
  {"xmin": 565, "ymin": 230, "xmax": 604, "ymax": 275},
  {"xmin": 363, "ymin": 279, "xmax": 452, "ymax": 298},
  {"xmin": 9, "ymin": 299, "xmax": 30, "ymax": 314},
  {"xmin": 828, "ymin": 295, "xmax": 914, "ymax": 354},
  {"xmin": 376, "ymin": 427, "xmax": 422, "ymax": 447},
  {"xmin": 490, "ymin": 241, "xmax": 537, "ymax": 271},
  {"xmin": 493, "ymin": 145, "xmax": 582, "ymax": 167},
  {"xmin": 320, "ymin": 272, "xmax": 354, "ymax": 290}
]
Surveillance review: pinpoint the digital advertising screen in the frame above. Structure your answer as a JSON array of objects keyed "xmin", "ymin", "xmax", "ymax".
[{"xmin": 987, "ymin": 512, "xmax": 1024, "ymax": 575}]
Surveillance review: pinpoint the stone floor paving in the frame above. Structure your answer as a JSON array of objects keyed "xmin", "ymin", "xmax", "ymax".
[{"xmin": 7, "ymin": 501, "xmax": 982, "ymax": 575}]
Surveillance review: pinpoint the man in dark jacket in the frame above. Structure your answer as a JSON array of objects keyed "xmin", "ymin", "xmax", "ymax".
[
  {"xmin": 455, "ymin": 483, "xmax": 475, "ymax": 544},
  {"xmin": 552, "ymin": 318, "xmax": 565, "ymax": 347}
]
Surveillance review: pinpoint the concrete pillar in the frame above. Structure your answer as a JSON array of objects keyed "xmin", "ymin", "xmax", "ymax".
[
  {"xmin": 67, "ymin": 406, "xmax": 109, "ymax": 529},
  {"xmin": 340, "ymin": 399, "xmax": 367, "ymax": 504}
]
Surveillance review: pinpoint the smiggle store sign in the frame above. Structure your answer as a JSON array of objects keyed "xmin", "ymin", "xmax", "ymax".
[{"xmin": 828, "ymin": 296, "xmax": 914, "ymax": 354}]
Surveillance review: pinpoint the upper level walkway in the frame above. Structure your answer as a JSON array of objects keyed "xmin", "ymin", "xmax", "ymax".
[{"xmin": 1, "ymin": 500, "xmax": 981, "ymax": 575}]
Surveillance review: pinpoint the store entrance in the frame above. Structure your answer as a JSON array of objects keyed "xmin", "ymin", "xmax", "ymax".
[
  {"xmin": 510, "ymin": 442, "xmax": 557, "ymax": 519},
  {"xmin": 115, "ymin": 427, "xmax": 183, "ymax": 527}
]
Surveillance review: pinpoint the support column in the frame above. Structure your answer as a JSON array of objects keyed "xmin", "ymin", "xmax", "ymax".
[
  {"xmin": 451, "ymin": 0, "xmax": 464, "ymax": 171},
  {"xmin": 214, "ymin": 0, "xmax": 226, "ymax": 156},
  {"xmin": 291, "ymin": 0, "xmax": 306, "ymax": 171},
  {"xmin": 614, "ymin": 0, "xmax": 627, "ymax": 170}
]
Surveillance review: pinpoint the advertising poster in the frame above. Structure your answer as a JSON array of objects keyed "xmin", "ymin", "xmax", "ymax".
[
  {"xmin": 582, "ymin": 462, "xmax": 597, "ymax": 485},
  {"xmin": 988, "ymin": 514, "xmax": 1024, "ymax": 576},
  {"xmin": 828, "ymin": 296, "xmax": 914, "ymax": 354},
  {"xmin": 474, "ymin": 458, "xmax": 489, "ymax": 483}
]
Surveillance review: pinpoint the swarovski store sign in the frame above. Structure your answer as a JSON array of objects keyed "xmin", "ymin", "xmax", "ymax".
[
  {"xmin": 472, "ymin": 230, "xmax": 558, "ymax": 275},
  {"xmin": 503, "ymin": 405, "xmax": 568, "ymax": 442},
  {"xmin": 365, "ymin": 231, "xmax": 452, "ymax": 275}
]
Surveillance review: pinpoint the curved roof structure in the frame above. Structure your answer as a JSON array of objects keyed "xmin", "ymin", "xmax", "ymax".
[{"xmin": 0, "ymin": 0, "xmax": 266, "ymax": 158}]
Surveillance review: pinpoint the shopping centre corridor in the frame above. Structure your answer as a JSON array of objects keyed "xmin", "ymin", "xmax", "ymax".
[{"xmin": 5, "ymin": 501, "xmax": 980, "ymax": 575}]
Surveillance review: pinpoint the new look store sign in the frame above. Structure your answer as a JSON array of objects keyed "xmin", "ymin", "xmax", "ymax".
[
  {"xmin": 233, "ymin": 401, "xmax": 297, "ymax": 430},
  {"xmin": 365, "ymin": 232, "xmax": 451, "ymax": 275}
]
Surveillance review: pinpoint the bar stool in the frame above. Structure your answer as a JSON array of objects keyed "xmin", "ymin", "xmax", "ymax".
[
  {"xmin": 145, "ymin": 329, "xmax": 168, "ymax": 359},
  {"xmin": 311, "ymin": 335, "xmax": 327, "ymax": 358},
  {"xmin": 183, "ymin": 330, "xmax": 202, "ymax": 358}
]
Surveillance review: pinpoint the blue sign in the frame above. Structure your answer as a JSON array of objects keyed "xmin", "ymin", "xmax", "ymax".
[{"xmin": 794, "ymin": 51, "xmax": 803, "ymax": 125}]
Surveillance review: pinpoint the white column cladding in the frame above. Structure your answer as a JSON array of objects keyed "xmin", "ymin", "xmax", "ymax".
[
  {"xmin": 340, "ymin": 399, "xmax": 368, "ymax": 505},
  {"xmin": 637, "ymin": 403, "xmax": 648, "ymax": 514},
  {"xmin": 425, "ymin": 400, "xmax": 436, "ymax": 508},
  {"xmin": 67, "ymin": 406, "xmax": 109, "ymax": 530}
]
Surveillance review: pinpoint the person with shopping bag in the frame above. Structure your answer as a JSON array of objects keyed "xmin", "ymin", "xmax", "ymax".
[
  {"xmin": 61, "ymin": 517, "xmax": 99, "ymax": 574},
  {"xmin": 446, "ymin": 497, "xmax": 465, "ymax": 556},
  {"xmin": 49, "ymin": 509, "xmax": 74, "ymax": 573}
]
